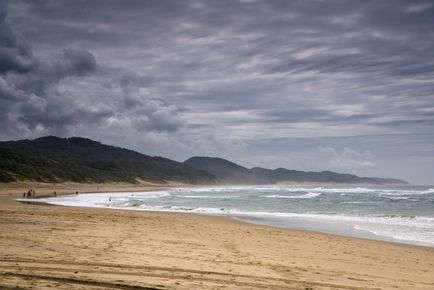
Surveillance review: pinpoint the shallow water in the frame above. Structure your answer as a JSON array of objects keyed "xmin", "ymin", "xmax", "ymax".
[{"xmin": 32, "ymin": 184, "xmax": 434, "ymax": 247}]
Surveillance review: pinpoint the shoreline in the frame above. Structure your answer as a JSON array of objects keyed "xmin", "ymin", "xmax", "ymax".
[
  {"xmin": 8, "ymin": 182, "xmax": 434, "ymax": 249},
  {"xmin": 15, "ymin": 196, "xmax": 434, "ymax": 249},
  {"xmin": 17, "ymin": 195, "xmax": 434, "ymax": 250},
  {"xmin": 15, "ymin": 196, "xmax": 434, "ymax": 253},
  {"xmin": 1, "ymin": 182, "xmax": 434, "ymax": 289},
  {"xmin": 17, "ymin": 184, "xmax": 434, "ymax": 249}
]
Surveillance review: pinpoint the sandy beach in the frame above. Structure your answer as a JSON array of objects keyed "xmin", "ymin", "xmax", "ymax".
[{"xmin": 1, "ymin": 183, "xmax": 434, "ymax": 289}]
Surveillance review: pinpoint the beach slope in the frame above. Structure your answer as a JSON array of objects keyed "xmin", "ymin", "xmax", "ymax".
[{"xmin": 1, "ymin": 183, "xmax": 434, "ymax": 289}]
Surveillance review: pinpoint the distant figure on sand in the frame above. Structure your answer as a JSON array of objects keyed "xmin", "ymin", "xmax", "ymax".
[
  {"xmin": 76, "ymin": 191, "xmax": 78, "ymax": 195},
  {"xmin": 54, "ymin": 191, "xmax": 57, "ymax": 197},
  {"xmin": 23, "ymin": 192, "xmax": 26, "ymax": 198},
  {"xmin": 109, "ymin": 196, "xmax": 111, "ymax": 202}
]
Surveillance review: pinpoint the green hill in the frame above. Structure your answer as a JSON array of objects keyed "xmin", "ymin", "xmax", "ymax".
[
  {"xmin": 0, "ymin": 148, "xmax": 115, "ymax": 183},
  {"xmin": 0, "ymin": 136, "xmax": 407, "ymax": 185},
  {"xmin": 0, "ymin": 136, "xmax": 215, "ymax": 184}
]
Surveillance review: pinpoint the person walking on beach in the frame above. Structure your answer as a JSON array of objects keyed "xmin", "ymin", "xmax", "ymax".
[{"xmin": 54, "ymin": 191, "xmax": 57, "ymax": 197}]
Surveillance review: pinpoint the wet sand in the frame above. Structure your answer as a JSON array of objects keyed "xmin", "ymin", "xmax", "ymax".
[{"xmin": 1, "ymin": 182, "xmax": 434, "ymax": 289}]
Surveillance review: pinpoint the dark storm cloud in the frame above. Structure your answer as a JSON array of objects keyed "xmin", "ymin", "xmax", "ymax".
[
  {"xmin": 0, "ymin": 1, "xmax": 34, "ymax": 73},
  {"xmin": 7, "ymin": 48, "xmax": 97, "ymax": 96},
  {"xmin": 1, "ymin": 0, "xmax": 434, "ymax": 182},
  {"xmin": 0, "ymin": 0, "xmax": 183, "ymax": 138}
]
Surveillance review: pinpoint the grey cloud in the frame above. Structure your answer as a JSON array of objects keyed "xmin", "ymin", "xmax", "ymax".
[
  {"xmin": 130, "ymin": 99, "xmax": 182, "ymax": 132},
  {"xmin": 0, "ymin": 77, "xmax": 26, "ymax": 101},
  {"xmin": 0, "ymin": 2, "xmax": 183, "ymax": 139},
  {"xmin": 1, "ymin": 0, "xmax": 434, "ymax": 183},
  {"xmin": 318, "ymin": 146, "xmax": 375, "ymax": 170},
  {"xmin": 0, "ymin": 46, "xmax": 100, "ymax": 135},
  {"xmin": 0, "ymin": 2, "xmax": 35, "ymax": 73},
  {"xmin": 58, "ymin": 49, "xmax": 97, "ymax": 76},
  {"xmin": 7, "ymin": 48, "xmax": 97, "ymax": 96}
]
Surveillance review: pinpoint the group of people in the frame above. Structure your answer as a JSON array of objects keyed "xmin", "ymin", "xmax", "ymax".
[
  {"xmin": 22, "ymin": 189, "xmax": 36, "ymax": 198},
  {"xmin": 21, "ymin": 189, "xmax": 80, "ymax": 199}
]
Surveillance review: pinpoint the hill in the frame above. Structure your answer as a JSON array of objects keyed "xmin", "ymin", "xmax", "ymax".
[
  {"xmin": 0, "ymin": 148, "xmax": 116, "ymax": 183},
  {"xmin": 0, "ymin": 136, "xmax": 407, "ymax": 185},
  {"xmin": 0, "ymin": 136, "xmax": 215, "ymax": 184},
  {"xmin": 182, "ymin": 157, "xmax": 262, "ymax": 184},
  {"xmin": 184, "ymin": 156, "xmax": 407, "ymax": 185}
]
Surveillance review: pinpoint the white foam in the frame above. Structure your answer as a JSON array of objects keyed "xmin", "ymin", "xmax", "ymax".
[
  {"xmin": 265, "ymin": 192, "xmax": 322, "ymax": 199},
  {"xmin": 386, "ymin": 196, "xmax": 409, "ymax": 200},
  {"xmin": 33, "ymin": 190, "xmax": 170, "ymax": 208},
  {"xmin": 310, "ymin": 187, "xmax": 375, "ymax": 193},
  {"xmin": 340, "ymin": 201, "xmax": 382, "ymax": 204},
  {"xmin": 379, "ymin": 188, "xmax": 434, "ymax": 196},
  {"xmin": 170, "ymin": 185, "xmax": 433, "ymax": 197},
  {"xmin": 421, "ymin": 188, "xmax": 434, "ymax": 194},
  {"xmin": 175, "ymin": 195, "xmax": 237, "ymax": 199},
  {"xmin": 23, "ymin": 185, "xmax": 434, "ymax": 246},
  {"xmin": 177, "ymin": 186, "xmax": 379, "ymax": 194},
  {"xmin": 223, "ymin": 210, "xmax": 434, "ymax": 245},
  {"xmin": 354, "ymin": 224, "xmax": 434, "ymax": 246}
]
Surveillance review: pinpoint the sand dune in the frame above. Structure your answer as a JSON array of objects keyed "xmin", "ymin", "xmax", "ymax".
[{"xmin": 1, "ymin": 183, "xmax": 433, "ymax": 289}]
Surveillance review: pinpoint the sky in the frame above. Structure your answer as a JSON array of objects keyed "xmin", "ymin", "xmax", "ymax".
[{"xmin": 0, "ymin": 0, "xmax": 433, "ymax": 184}]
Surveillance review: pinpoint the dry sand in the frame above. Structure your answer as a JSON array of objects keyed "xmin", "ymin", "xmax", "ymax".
[{"xmin": 1, "ymin": 182, "xmax": 434, "ymax": 289}]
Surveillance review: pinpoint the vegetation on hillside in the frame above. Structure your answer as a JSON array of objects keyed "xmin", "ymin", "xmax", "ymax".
[
  {"xmin": 0, "ymin": 149, "xmax": 114, "ymax": 183},
  {"xmin": 0, "ymin": 137, "xmax": 215, "ymax": 184},
  {"xmin": 0, "ymin": 136, "xmax": 406, "ymax": 185}
]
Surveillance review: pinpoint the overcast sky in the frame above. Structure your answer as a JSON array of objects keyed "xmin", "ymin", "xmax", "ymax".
[{"xmin": 1, "ymin": 0, "xmax": 433, "ymax": 184}]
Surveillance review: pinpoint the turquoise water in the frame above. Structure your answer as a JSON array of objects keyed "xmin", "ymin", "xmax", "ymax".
[{"xmin": 34, "ymin": 185, "xmax": 434, "ymax": 247}]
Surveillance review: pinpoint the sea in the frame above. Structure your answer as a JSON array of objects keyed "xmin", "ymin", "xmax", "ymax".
[{"xmin": 34, "ymin": 185, "xmax": 434, "ymax": 247}]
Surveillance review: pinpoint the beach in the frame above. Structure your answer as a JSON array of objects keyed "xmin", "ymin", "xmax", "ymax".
[{"xmin": 1, "ymin": 183, "xmax": 434, "ymax": 289}]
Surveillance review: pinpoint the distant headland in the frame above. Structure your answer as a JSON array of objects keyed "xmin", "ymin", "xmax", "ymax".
[{"xmin": 0, "ymin": 136, "xmax": 407, "ymax": 185}]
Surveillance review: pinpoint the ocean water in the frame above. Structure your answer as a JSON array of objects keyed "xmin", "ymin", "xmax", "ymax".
[{"xmin": 33, "ymin": 185, "xmax": 434, "ymax": 247}]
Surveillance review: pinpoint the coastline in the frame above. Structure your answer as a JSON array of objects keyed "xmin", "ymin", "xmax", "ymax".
[
  {"xmin": 1, "ymin": 182, "xmax": 434, "ymax": 289},
  {"xmin": 21, "ymin": 183, "xmax": 434, "ymax": 248}
]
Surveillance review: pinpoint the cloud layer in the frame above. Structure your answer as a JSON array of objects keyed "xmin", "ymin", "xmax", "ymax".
[
  {"xmin": 0, "ymin": 1, "xmax": 183, "ymax": 140},
  {"xmin": 1, "ymin": 0, "xmax": 433, "ymax": 183}
]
